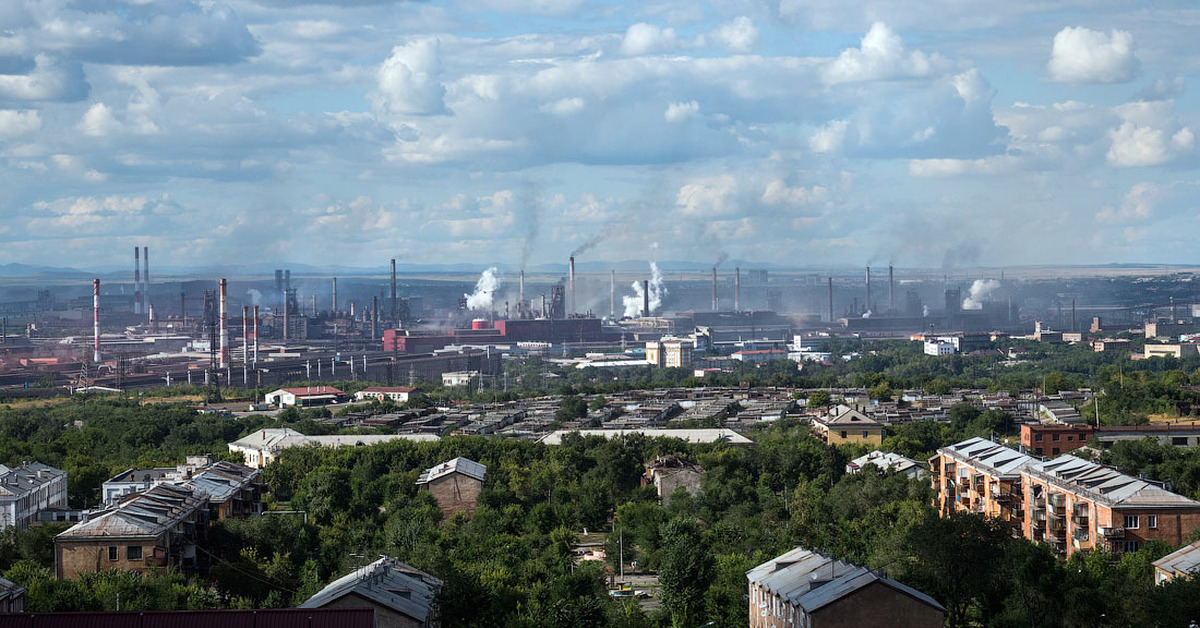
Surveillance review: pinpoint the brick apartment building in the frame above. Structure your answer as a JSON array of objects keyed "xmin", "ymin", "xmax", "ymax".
[{"xmin": 930, "ymin": 437, "xmax": 1034, "ymax": 534}]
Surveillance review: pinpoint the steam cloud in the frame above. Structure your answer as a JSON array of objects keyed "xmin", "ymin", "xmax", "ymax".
[
  {"xmin": 622, "ymin": 262, "xmax": 667, "ymax": 317},
  {"xmin": 962, "ymin": 279, "xmax": 1001, "ymax": 310},
  {"xmin": 246, "ymin": 289, "xmax": 262, "ymax": 306},
  {"xmin": 465, "ymin": 267, "xmax": 500, "ymax": 310}
]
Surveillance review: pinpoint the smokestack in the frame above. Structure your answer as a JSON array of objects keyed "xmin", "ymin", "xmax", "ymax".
[
  {"xmin": 219, "ymin": 278, "xmax": 229, "ymax": 368},
  {"xmin": 143, "ymin": 246, "xmax": 149, "ymax": 317},
  {"xmin": 311, "ymin": 294, "xmax": 316, "ymax": 317},
  {"xmin": 888, "ymin": 265, "xmax": 894, "ymax": 313},
  {"xmin": 711, "ymin": 267, "xmax": 717, "ymax": 311},
  {"xmin": 332, "ymin": 278, "xmax": 338, "ymax": 314},
  {"xmin": 372, "ymin": 295, "xmax": 378, "ymax": 340},
  {"xmin": 519, "ymin": 270, "xmax": 525, "ymax": 306},
  {"xmin": 735, "ymin": 266, "xmax": 741, "ymax": 312},
  {"xmin": 390, "ymin": 259, "xmax": 397, "ymax": 325},
  {"xmin": 133, "ymin": 247, "xmax": 141, "ymax": 315},
  {"xmin": 93, "ymin": 279, "xmax": 101, "ymax": 363},
  {"xmin": 252, "ymin": 305, "xmax": 259, "ymax": 365},
  {"xmin": 1072, "ymin": 298, "xmax": 1077, "ymax": 332},
  {"xmin": 828, "ymin": 277, "xmax": 834, "ymax": 322},
  {"xmin": 569, "ymin": 256, "xmax": 576, "ymax": 315},
  {"xmin": 242, "ymin": 305, "xmax": 249, "ymax": 365},
  {"xmin": 180, "ymin": 292, "xmax": 187, "ymax": 328},
  {"xmin": 610, "ymin": 269, "xmax": 616, "ymax": 318},
  {"xmin": 349, "ymin": 301, "xmax": 355, "ymax": 319},
  {"xmin": 149, "ymin": 304, "xmax": 156, "ymax": 333},
  {"xmin": 283, "ymin": 294, "xmax": 289, "ymax": 341},
  {"xmin": 284, "ymin": 269, "xmax": 291, "ymax": 291},
  {"xmin": 865, "ymin": 266, "xmax": 872, "ymax": 313},
  {"xmin": 642, "ymin": 279, "xmax": 650, "ymax": 318}
]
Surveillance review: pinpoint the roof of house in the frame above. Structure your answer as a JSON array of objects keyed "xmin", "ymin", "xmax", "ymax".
[
  {"xmin": 938, "ymin": 437, "xmax": 1036, "ymax": 479},
  {"xmin": 816, "ymin": 408, "xmax": 882, "ymax": 428},
  {"xmin": 1153, "ymin": 540, "xmax": 1200, "ymax": 576},
  {"xmin": 1027, "ymin": 454, "xmax": 1200, "ymax": 509},
  {"xmin": 299, "ymin": 557, "xmax": 442, "ymax": 623},
  {"xmin": 539, "ymin": 428, "xmax": 755, "ymax": 446},
  {"xmin": 417, "ymin": 457, "xmax": 487, "ymax": 484},
  {"xmin": 271, "ymin": 386, "xmax": 345, "ymax": 397},
  {"xmin": 358, "ymin": 387, "xmax": 416, "ymax": 394},
  {"xmin": 181, "ymin": 462, "xmax": 260, "ymax": 504},
  {"xmin": 56, "ymin": 484, "xmax": 205, "ymax": 540},
  {"xmin": 0, "ymin": 462, "xmax": 66, "ymax": 500},
  {"xmin": 229, "ymin": 428, "xmax": 439, "ymax": 453},
  {"xmin": 847, "ymin": 451, "xmax": 921, "ymax": 474},
  {"xmin": 747, "ymin": 547, "xmax": 944, "ymax": 614},
  {"xmin": 106, "ymin": 467, "xmax": 175, "ymax": 484},
  {"xmin": 0, "ymin": 576, "xmax": 24, "ymax": 603}
]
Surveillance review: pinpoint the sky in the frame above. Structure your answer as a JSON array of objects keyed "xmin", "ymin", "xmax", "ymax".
[{"xmin": 1, "ymin": 0, "xmax": 1198, "ymax": 271}]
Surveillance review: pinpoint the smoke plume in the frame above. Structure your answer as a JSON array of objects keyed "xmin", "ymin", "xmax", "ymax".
[
  {"xmin": 942, "ymin": 243, "xmax": 981, "ymax": 270},
  {"xmin": 518, "ymin": 182, "xmax": 541, "ymax": 271},
  {"xmin": 714, "ymin": 251, "xmax": 729, "ymax": 268},
  {"xmin": 571, "ymin": 232, "xmax": 607, "ymax": 258},
  {"xmin": 465, "ymin": 267, "xmax": 500, "ymax": 311},
  {"xmin": 622, "ymin": 262, "xmax": 666, "ymax": 317},
  {"xmin": 962, "ymin": 279, "xmax": 1001, "ymax": 310},
  {"xmin": 246, "ymin": 289, "xmax": 262, "ymax": 306}
]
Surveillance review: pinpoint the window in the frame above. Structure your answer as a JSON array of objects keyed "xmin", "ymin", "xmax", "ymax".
[
  {"xmin": 108, "ymin": 546, "xmax": 118, "ymax": 561},
  {"xmin": 1035, "ymin": 434, "xmax": 1043, "ymax": 442},
  {"xmin": 1052, "ymin": 448, "xmax": 1060, "ymax": 455},
  {"xmin": 1052, "ymin": 433, "xmax": 1061, "ymax": 441},
  {"xmin": 1066, "ymin": 435, "xmax": 1074, "ymax": 442},
  {"xmin": 862, "ymin": 431, "xmax": 869, "ymax": 438},
  {"xmin": 1124, "ymin": 515, "xmax": 1140, "ymax": 529},
  {"xmin": 1148, "ymin": 515, "xmax": 1158, "ymax": 529},
  {"xmin": 839, "ymin": 431, "xmax": 847, "ymax": 439},
  {"xmin": 1124, "ymin": 540, "xmax": 1141, "ymax": 553},
  {"xmin": 1173, "ymin": 437, "xmax": 1188, "ymax": 446},
  {"xmin": 126, "ymin": 546, "xmax": 142, "ymax": 560}
]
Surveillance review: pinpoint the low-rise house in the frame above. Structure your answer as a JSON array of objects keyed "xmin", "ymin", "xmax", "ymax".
[
  {"xmin": 0, "ymin": 462, "xmax": 68, "ymax": 530},
  {"xmin": 1023, "ymin": 455, "xmax": 1200, "ymax": 557},
  {"xmin": 1020, "ymin": 423, "xmax": 1094, "ymax": 457},
  {"xmin": 101, "ymin": 467, "xmax": 176, "ymax": 505},
  {"xmin": 810, "ymin": 408, "xmax": 885, "ymax": 446},
  {"xmin": 538, "ymin": 428, "xmax": 755, "ymax": 446},
  {"xmin": 1153, "ymin": 539, "xmax": 1200, "ymax": 585},
  {"xmin": 265, "ymin": 385, "xmax": 345, "ymax": 408},
  {"xmin": 747, "ymin": 547, "xmax": 944, "ymax": 628},
  {"xmin": 929, "ymin": 437, "xmax": 1034, "ymax": 533},
  {"xmin": 643, "ymin": 455, "xmax": 704, "ymax": 505},
  {"xmin": 847, "ymin": 451, "xmax": 925, "ymax": 479},
  {"xmin": 181, "ymin": 462, "xmax": 265, "ymax": 520},
  {"xmin": 55, "ymin": 484, "xmax": 208, "ymax": 579},
  {"xmin": 228, "ymin": 428, "xmax": 440, "ymax": 468},
  {"xmin": 0, "ymin": 576, "xmax": 23, "ymax": 613},
  {"xmin": 299, "ymin": 556, "xmax": 442, "ymax": 628},
  {"xmin": 417, "ymin": 457, "xmax": 486, "ymax": 519},
  {"xmin": 1143, "ymin": 343, "xmax": 1200, "ymax": 359},
  {"xmin": 355, "ymin": 386, "xmax": 416, "ymax": 404}
]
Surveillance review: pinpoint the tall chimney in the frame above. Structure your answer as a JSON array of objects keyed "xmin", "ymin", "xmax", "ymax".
[
  {"xmin": 133, "ymin": 247, "xmax": 142, "ymax": 315},
  {"xmin": 372, "ymin": 295, "xmax": 379, "ymax": 340},
  {"xmin": 332, "ymin": 278, "xmax": 338, "ymax": 314},
  {"xmin": 568, "ymin": 256, "xmax": 576, "ymax": 315},
  {"xmin": 142, "ymin": 246, "xmax": 149, "ymax": 317},
  {"xmin": 242, "ymin": 305, "xmax": 249, "ymax": 365},
  {"xmin": 711, "ymin": 267, "xmax": 717, "ymax": 311},
  {"xmin": 828, "ymin": 277, "xmax": 834, "ymax": 322},
  {"xmin": 888, "ymin": 265, "xmax": 894, "ymax": 313},
  {"xmin": 390, "ymin": 259, "xmax": 397, "ymax": 325},
  {"xmin": 219, "ymin": 278, "xmax": 229, "ymax": 368},
  {"xmin": 311, "ymin": 294, "xmax": 316, "ymax": 317},
  {"xmin": 610, "ymin": 269, "xmax": 616, "ymax": 318},
  {"xmin": 519, "ymin": 270, "xmax": 525, "ymax": 306},
  {"xmin": 283, "ymin": 294, "xmax": 289, "ymax": 341},
  {"xmin": 349, "ymin": 301, "xmax": 355, "ymax": 319},
  {"xmin": 735, "ymin": 266, "xmax": 741, "ymax": 312},
  {"xmin": 642, "ymin": 279, "xmax": 650, "ymax": 318},
  {"xmin": 865, "ymin": 266, "xmax": 872, "ymax": 313},
  {"xmin": 149, "ymin": 304, "xmax": 156, "ymax": 333},
  {"xmin": 252, "ymin": 305, "xmax": 259, "ymax": 365},
  {"xmin": 93, "ymin": 279, "xmax": 101, "ymax": 363},
  {"xmin": 180, "ymin": 291, "xmax": 187, "ymax": 328},
  {"xmin": 1072, "ymin": 298, "xmax": 1077, "ymax": 332}
]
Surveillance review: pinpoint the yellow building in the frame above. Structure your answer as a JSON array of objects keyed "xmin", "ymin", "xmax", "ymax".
[{"xmin": 811, "ymin": 408, "xmax": 884, "ymax": 446}]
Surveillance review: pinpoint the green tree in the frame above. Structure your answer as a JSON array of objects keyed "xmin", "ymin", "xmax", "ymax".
[{"xmin": 658, "ymin": 518, "xmax": 715, "ymax": 628}]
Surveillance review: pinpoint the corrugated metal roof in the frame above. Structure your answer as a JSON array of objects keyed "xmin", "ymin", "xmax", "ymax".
[
  {"xmin": 299, "ymin": 557, "xmax": 441, "ymax": 622},
  {"xmin": 747, "ymin": 547, "xmax": 944, "ymax": 614},
  {"xmin": 539, "ymin": 428, "xmax": 754, "ymax": 445},
  {"xmin": 0, "ymin": 608, "xmax": 373, "ymax": 628},
  {"xmin": 417, "ymin": 457, "xmax": 487, "ymax": 484},
  {"xmin": 1027, "ymin": 454, "xmax": 1200, "ymax": 508},
  {"xmin": 1153, "ymin": 540, "xmax": 1200, "ymax": 575},
  {"xmin": 57, "ymin": 484, "xmax": 204, "ymax": 539},
  {"xmin": 939, "ymin": 437, "xmax": 1036, "ymax": 478}
]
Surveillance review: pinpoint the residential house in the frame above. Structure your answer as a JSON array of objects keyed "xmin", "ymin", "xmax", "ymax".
[
  {"xmin": 228, "ymin": 428, "xmax": 439, "ymax": 468},
  {"xmin": 1023, "ymin": 455, "xmax": 1200, "ymax": 557},
  {"xmin": 747, "ymin": 547, "xmax": 944, "ymax": 628},
  {"xmin": 55, "ymin": 484, "xmax": 208, "ymax": 579},
  {"xmin": 101, "ymin": 467, "xmax": 176, "ymax": 505},
  {"xmin": 264, "ymin": 386, "xmax": 345, "ymax": 408},
  {"xmin": 1020, "ymin": 423, "xmax": 1094, "ymax": 457},
  {"xmin": 0, "ymin": 576, "xmax": 23, "ymax": 613},
  {"xmin": 1153, "ymin": 539, "xmax": 1200, "ymax": 585},
  {"xmin": 180, "ymin": 461, "xmax": 265, "ymax": 520},
  {"xmin": 0, "ymin": 609, "xmax": 372, "ymax": 628},
  {"xmin": 810, "ymin": 408, "xmax": 885, "ymax": 446},
  {"xmin": 643, "ymin": 455, "xmax": 704, "ymax": 506},
  {"xmin": 0, "ymin": 462, "xmax": 68, "ymax": 530},
  {"xmin": 929, "ymin": 437, "xmax": 1035, "ymax": 533},
  {"xmin": 355, "ymin": 386, "xmax": 416, "ymax": 404},
  {"xmin": 847, "ymin": 451, "xmax": 925, "ymax": 480},
  {"xmin": 299, "ymin": 556, "xmax": 442, "ymax": 628},
  {"xmin": 416, "ymin": 457, "xmax": 486, "ymax": 518}
]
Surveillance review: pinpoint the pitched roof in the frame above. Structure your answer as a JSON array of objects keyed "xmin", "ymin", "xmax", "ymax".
[
  {"xmin": 539, "ymin": 428, "xmax": 754, "ymax": 446},
  {"xmin": 229, "ymin": 428, "xmax": 439, "ymax": 453},
  {"xmin": 272, "ymin": 386, "xmax": 344, "ymax": 397},
  {"xmin": 848, "ymin": 451, "xmax": 921, "ymax": 474},
  {"xmin": 1027, "ymin": 454, "xmax": 1200, "ymax": 508},
  {"xmin": 747, "ymin": 547, "xmax": 944, "ymax": 614},
  {"xmin": 1153, "ymin": 539, "xmax": 1200, "ymax": 576},
  {"xmin": 0, "ymin": 575, "xmax": 24, "ymax": 603},
  {"xmin": 359, "ymin": 387, "xmax": 416, "ymax": 394},
  {"xmin": 417, "ymin": 457, "xmax": 487, "ymax": 484},
  {"xmin": 816, "ymin": 408, "xmax": 882, "ymax": 428},
  {"xmin": 0, "ymin": 462, "xmax": 65, "ymax": 500},
  {"xmin": 938, "ymin": 437, "xmax": 1036, "ymax": 479},
  {"xmin": 56, "ymin": 484, "xmax": 205, "ymax": 540},
  {"xmin": 299, "ymin": 557, "xmax": 442, "ymax": 622}
]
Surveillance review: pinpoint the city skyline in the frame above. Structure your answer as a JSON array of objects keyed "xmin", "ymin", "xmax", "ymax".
[{"xmin": 1, "ymin": 1, "xmax": 1197, "ymax": 269}]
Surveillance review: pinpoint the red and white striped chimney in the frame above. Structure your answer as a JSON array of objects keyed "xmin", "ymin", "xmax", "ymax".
[
  {"xmin": 219, "ymin": 278, "xmax": 229, "ymax": 368},
  {"xmin": 133, "ymin": 247, "xmax": 141, "ymax": 315},
  {"xmin": 142, "ymin": 246, "xmax": 149, "ymax": 318}
]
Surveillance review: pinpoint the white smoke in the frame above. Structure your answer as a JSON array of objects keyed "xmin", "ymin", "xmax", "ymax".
[
  {"xmin": 465, "ymin": 267, "xmax": 500, "ymax": 311},
  {"xmin": 962, "ymin": 279, "xmax": 1001, "ymax": 310},
  {"xmin": 923, "ymin": 305, "xmax": 930, "ymax": 317},
  {"xmin": 622, "ymin": 262, "xmax": 667, "ymax": 317},
  {"xmin": 246, "ymin": 289, "xmax": 262, "ymax": 306},
  {"xmin": 862, "ymin": 310, "xmax": 872, "ymax": 319}
]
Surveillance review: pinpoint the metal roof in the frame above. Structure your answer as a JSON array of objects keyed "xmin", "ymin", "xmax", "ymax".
[
  {"xmin": 0, "ymin": 462, "xmax": 65, "ymax": 500},
  {"xmin": 0, "ymin": 577, "xmax": 23, "ymax": 604},
  {"xmin": 229, "ymin": 428, "xmax": 439, "ymax": 453},
  {"xmin": 539, "ymin": 428, "xmax": 755, "ymax": 446},
  {"xmin": 848, "ymin": 451, "xmax": 921, "ymax": 474},
  {"xmin": 747, "ymin": 547, "xmax": 944, "ymax": 614},
  {"xmin": 1153, "ymin": 540, "xmax": 1200, "ymax": 576},
  {"xmin": 299, "ymin": 557, "xmax": 442, "ymax": 622},
  {"xmin": 0, "ymin": 608, "xmax": 373, "ymax": 628},
  {"xmin": 416, "ymin": 457, "xmax": 487, "ymax": 484},
  {"xmin": 938, "ymin": 437, "xmax": 1036, "ymax": 479},
  {"xmin": 1027, "ymin": 454, "xmax": 1200, "ymax": 508},
  {"xmin": 56, "ymin": 484, "xmax": 205, "ymax": 540}
]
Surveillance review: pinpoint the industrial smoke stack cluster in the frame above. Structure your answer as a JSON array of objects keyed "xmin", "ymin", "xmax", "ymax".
[{"xmin": 132, "ymin": 246, "xmax": 150, "ymax": 317}]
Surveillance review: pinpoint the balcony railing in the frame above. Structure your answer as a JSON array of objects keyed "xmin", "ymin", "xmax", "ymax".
[
  {"xmin": 1048, "ymin": 493, "xmax": 1066, "ymax": 507},
  {"xmin": 1072, "ymin": 528, "xmax": 1090, "ymax": 541},
  {"xmin": 1099, "ymin": 526, "xmax": 1125, "ymax": 538}
]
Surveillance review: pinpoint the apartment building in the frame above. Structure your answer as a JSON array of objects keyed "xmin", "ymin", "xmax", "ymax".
[
  {"xmin": 929, "ymin": 437, "xmax": 1035, "ymax": 534},
  {"xmin": 0, "ymin": 462, "xmax": 68, "ymax": 530},
  {"xmin": 1022, "ymin": 455, "xmax": 1200, "ymax": 557}
]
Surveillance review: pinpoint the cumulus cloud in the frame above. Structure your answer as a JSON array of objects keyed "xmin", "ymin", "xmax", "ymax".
[
  {"xmin": 0, "ymin": 54, "xmax": 88, "ymax": 102},
  {"xmin": 1131, "ymin": 77, "xmax": 1186, "ymax": 102},
  {"xmin": 540, "ymin": 97, "xmax": 585, "ymax": 116},
  {"xmin": 1096, "ymin": 182, "xmax": 1157, "ymax": 223},
  {"xmin": 78, "ymin": 102, "xmax": 121, "ymax": 137},
  {"xmin": 1106, "ymin": 101, "xmax": 1194, "ymax": 167},
  {"xmin": 761, "ymin": 180, "xmax": 826, "ymax": 206},
  {"xmin": 0, "ymin": 109, "xmax": 39, "ymax": 137},
  {"xmin": 709, "ymin": 17, "xmax": 759, "ymax": 53},
  {"xmin": 664, "ymin": 100, "xmax": 699, "ymax": 123},
  {"xmin": 1048, "ymin": 27, "xmax": 1138, "ymax": 84},
  {"xmin": 810, "ymin": 120, "xmax": 848, "ymax": 153},
  {"xmin": 821, "ymin": 22, "xmax": 945, "ymax": 85},
  {"xmin": 620, "ymin": 23, "xmax": 678, "ymax": 56},
  {"xmin": 376, "ymin": 38, "xmax": 447, "ymax": 116}
]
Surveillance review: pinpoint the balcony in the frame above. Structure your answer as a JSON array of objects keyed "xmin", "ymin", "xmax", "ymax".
[
  {"xmin": 1048, "ymin": 493, "xmax": 1066, "ymax": 508},
  {"xmin": 1032, "ymin": 507, "xmax": 1047, "ymax": 521},
  {"xmin": 1049, "ymin": 519, "xmax": 1066, "ymax": 533},
  {"xmin": 1072, "ymin": 527, "xmax": 1090, "ymax": 542},
  {"xmin": 1099, "ymin": 526, "xmax": 1125, "ymax": 538}
]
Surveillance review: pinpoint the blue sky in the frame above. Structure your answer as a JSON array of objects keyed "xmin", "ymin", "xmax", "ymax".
[{"xmin": 1, "ymin": 0, "xmax": 1198, "ymax": 270}]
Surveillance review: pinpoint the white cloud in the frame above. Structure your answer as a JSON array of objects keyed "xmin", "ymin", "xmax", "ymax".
[
  {"xmin": 821, "ymin": 22, "xmax": 945, "ymax": 85},
  {"xmin": 0, "ymin": 54, "xmax": 87, "ymax": 102},
  {"xmin": 908, "ymin": 155, "xmax": 1019, "ymax": 177},
  {"xmin": 376, "ymin": 38, "xmax": 447, "ymax": 116},
  {"xmin": 0, "ymin": 109, "xmax": 39, "ymax": 137},
  {"xmin": 709, "ymin": 17, "xmax": 759, "ymax": 53},
  {"xmin": 676, "ymin": 175, "xmax": 739, "ymax": 217},
  {"xmin": 1106, "ymin": 101, "xmax": 1193, "ymax": 167},
  {"xmin": 810, "ymin": 120, "xmax": 848, "ymax": 153},
  {"xmin": 761, "ymin": 180, "xmax": 827, "ymax": 206},
  {"xmin": 78, "ymin": 102, "xmax": 121, "ymax": 137},
  {"xmin": 1096, "ymin": 182, "xmax": 1157, "ymax": 223},
  {"xmin": 1047, "ymin": 27, "xmax": 1138, "ymax": 84},
  {"xmin": 664, "ymin": 100, "xmax": 699, "ymax": 123},
  {"xmin": 620, "ymin": 23, "xmax": 678, "ymax": 56},
  {"xmin": 540, "ymin": 97, "xmax": 585, "ymax": 116}
]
